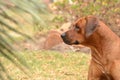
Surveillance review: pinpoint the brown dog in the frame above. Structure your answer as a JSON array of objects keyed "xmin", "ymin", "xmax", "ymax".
[{"xmin": 61, "ymin": 16, "xmax": 120, "ymax": 80}]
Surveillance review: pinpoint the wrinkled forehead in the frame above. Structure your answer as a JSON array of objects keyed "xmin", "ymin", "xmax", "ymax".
[{"xmin": 73, "ymin": 17, "xmax": 86, "ymax": 27}]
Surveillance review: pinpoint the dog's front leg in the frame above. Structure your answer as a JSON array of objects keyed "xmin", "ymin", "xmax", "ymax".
[
  {"xmin": 88, "ymin": 61, "xmax": 103, "ymax": 80},
  {"xmin": 110, "ymin": 60, "xmax": 120, "ymax": 80}
]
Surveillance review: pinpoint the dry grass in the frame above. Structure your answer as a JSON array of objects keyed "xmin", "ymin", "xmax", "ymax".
[{"xmin": 0, "ymin": 50, "xmax": 90, "ymax": 80}]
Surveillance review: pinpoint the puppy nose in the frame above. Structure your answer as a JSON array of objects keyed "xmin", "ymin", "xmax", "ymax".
[{"xmin": 61, "ymin": 33, "xmax": 66, "ymax": 38}]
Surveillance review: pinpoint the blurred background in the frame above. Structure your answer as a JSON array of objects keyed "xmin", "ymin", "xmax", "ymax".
[{"xmin": 0, "ymin": 0, "xmax": 120, "ymax": 80}]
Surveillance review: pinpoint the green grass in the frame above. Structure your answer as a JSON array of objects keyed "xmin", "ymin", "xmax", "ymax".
[{"xmin": 1, "ymin": 50, "xmax": 90, "ymax": 80}]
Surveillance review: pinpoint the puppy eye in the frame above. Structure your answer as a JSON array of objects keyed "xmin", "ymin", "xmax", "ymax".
[{"xmin": 74, "ymin": 26, "xmax": 80, "ymax": 32}]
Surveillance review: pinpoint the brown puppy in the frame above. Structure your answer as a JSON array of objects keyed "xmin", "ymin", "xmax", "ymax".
[{"xmin": 61, "ymin": 16, "xmax": 120, "ymax": 80}]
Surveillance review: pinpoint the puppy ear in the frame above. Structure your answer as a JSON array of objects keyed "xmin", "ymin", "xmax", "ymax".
[{"xmin": 85, "ymin": 16, "xmax": 99, "ymax": 38}]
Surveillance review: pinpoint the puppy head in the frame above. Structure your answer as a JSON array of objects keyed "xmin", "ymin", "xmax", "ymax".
[{"xmin": 61, "ymin": 16, "xmax": 99, "ymax": 45}]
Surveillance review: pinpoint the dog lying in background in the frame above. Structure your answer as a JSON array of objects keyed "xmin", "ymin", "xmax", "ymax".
[{"xmin": 61, "ymin": 16, "xmax": 120, "ymax": 80}]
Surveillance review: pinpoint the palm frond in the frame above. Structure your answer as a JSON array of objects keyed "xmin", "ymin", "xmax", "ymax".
[{"xmin": 0, "ymin": 0, "xmax": 48, "ymax": 79}]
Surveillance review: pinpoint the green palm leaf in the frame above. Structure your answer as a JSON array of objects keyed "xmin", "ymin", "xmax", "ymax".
[{"xmin": 0, "ymin": 0, "xmax": 48, "ymax": 79}]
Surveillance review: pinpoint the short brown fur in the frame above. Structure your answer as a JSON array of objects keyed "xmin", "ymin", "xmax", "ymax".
[{"xmin": 61, "ymin": 16, "xmax": 120, "ymax": 80}]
